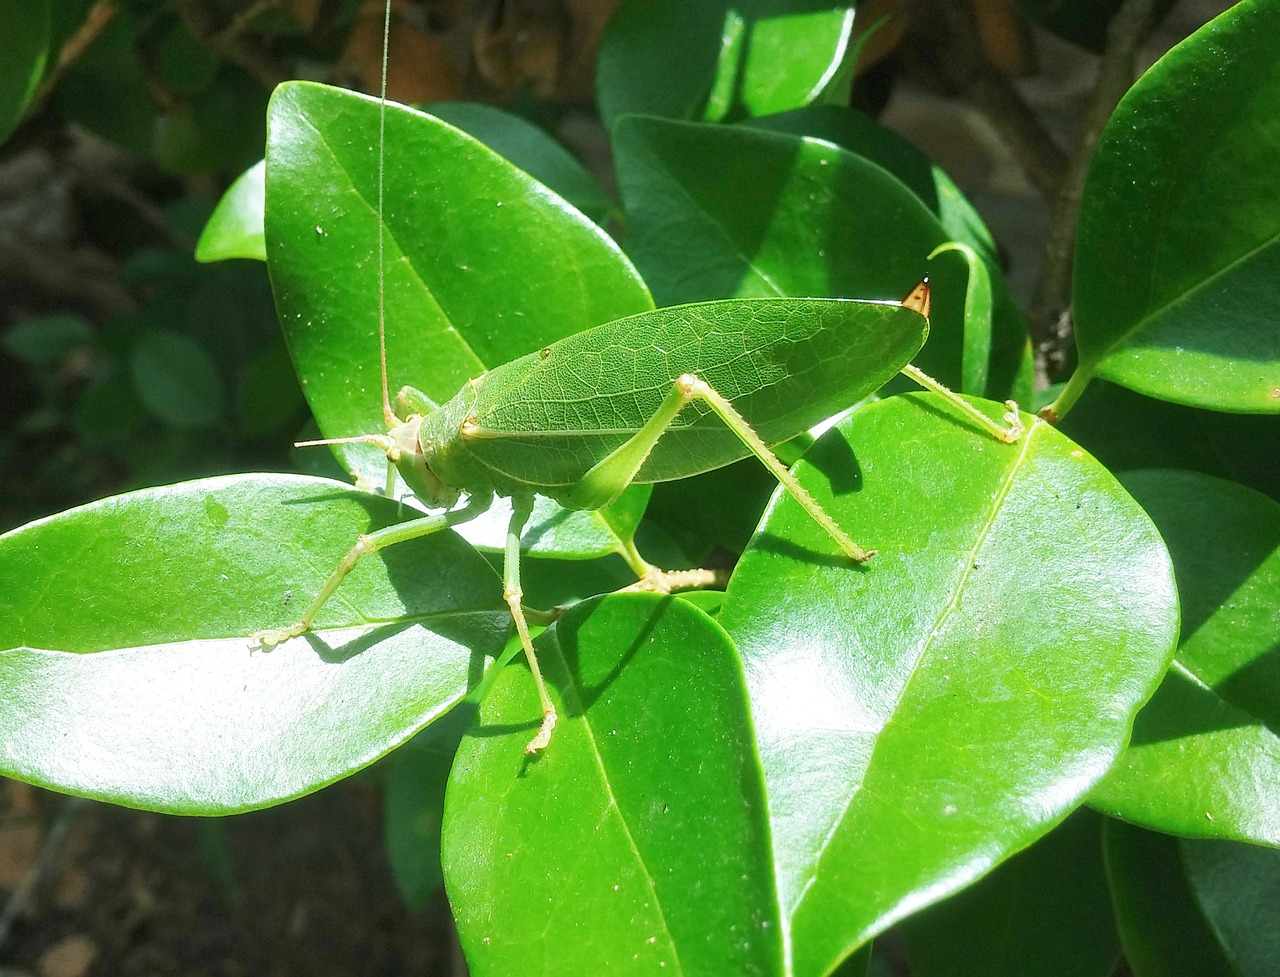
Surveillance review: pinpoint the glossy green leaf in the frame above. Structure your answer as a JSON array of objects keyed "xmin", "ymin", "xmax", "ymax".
[
  {"xmin": 443, "ymin": 594, "xmax": 783, "ymax": 976},
  {"xmin": 0, "ymin": 474, "xmax": 508, "ymax": 814},
  {"xmin": 931, "ymin": 242, "xmax": 993, "ymax": 396},
  {"xmin": 130, "ymin": 329, "xmax": 225, "ymax": 429},
  {"xmin": 1062, "ymin": 0, "xmax": 1280, "ymax": 416},
  {"xmin": 196, "ymin": 160, "xmax": 266, "ymax": 262},
  {"xmin": 1105, "ymin": 820, "xmax": 1280, "ymax": 977},
  {"xmin": 615, "ymin": 116, "xmax": 980, "ymax": 393},
  {"xmin": 902, "ymin": 810, "xmax": 1119, "ymax": 977},
  {"xmin": 597, "ymin": 0, "xmax": 856, "ymax": 128},
  {"xmin": 0, "ymin": 0, "xmax": 49, "ymax": 143},
  {"xmin": 1058, "ymin": 380, "xmax": 1280, "ymax": 502},
  {"xmin": 719, "ymin": 393, "xmax": 1178, "ymax": 977},
  {"xmin": 265, "ymin": 82, "xmax": 653, "ymax": 558},
  {"xmin": 427, "ymin": 102, "xmax": 613, "ymax": 226},
  {"xmin": 1090, "ymin": 471, "xmax": 1280, "ymax": 847}
]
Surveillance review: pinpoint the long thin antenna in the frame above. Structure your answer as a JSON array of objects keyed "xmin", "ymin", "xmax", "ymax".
[{"xmin": 378, "ymin": 0, "xmax": 397, "ymax": 430}]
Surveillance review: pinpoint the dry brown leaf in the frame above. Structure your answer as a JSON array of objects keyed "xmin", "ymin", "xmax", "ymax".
[{"xmin": 339, "ymin": 0, "xmax": 465, "ymax": 103}]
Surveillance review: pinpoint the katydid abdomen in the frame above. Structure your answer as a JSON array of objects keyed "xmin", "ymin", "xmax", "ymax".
[{"xmin": 421, "ymin": 296, "xmax": 927, "ymax": 504}]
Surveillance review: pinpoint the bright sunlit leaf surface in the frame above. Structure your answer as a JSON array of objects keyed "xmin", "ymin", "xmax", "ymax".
[
  {"xmin": 443, "ymin": 594, "xmax": 782, "ymax": 976},
  {"xmin": 1070, "ymin": 0, "xmax": 1280, "ymax": 414},
  {"xmin": 196, "ymin": 159, "xmax": 266, "ymax": 262},
  {"xmin": 719, "ymin": 394, "xmax": 1178, "ymax": 977},
  {"xmin": 0, "ymin": 474, "xmax": 508, "ymax": 814}
]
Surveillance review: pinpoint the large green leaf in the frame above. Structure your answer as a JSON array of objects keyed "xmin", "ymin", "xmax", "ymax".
[
  {"xmin": 1061, "ymin": 0, "xmax": 1280, "ymax": 416},
  {"xmin": 0, "ymin": 0, "xmax": 49, "ymax": 143},
  {"xmin": 719, "ymin": 393, "xmax": 1178, "ymax": 977},
  {"xmin": 426, "ymin": 102, "xmax": 613, "ymax": 226},
  {"xmin": 0, "ymin": 474, "xmax": 508, "ymax": 814},
  {"xmin": 443, "ymin": 594, "xmax": 783, "ymax": 976},
  {"xmin": 264, "ymin": 81, "xmax": 653, "ymax": 558},
  {"xmin": 1090, "ymin": 471, "xmax": 1280, "ymax": 847},
  {"xmin": 901, "ymin": 810, "xmax": 1119, "ymax": 977},
  {"xmin": 597, "ymin": 0, "xmax": 856, "ymax": 129},
  {"xmin": 1105, "ymin": 820, "xmax": 1280, "ymax": 977},
  {"xmin": 614, "ymin": 116, "xmax": 989, "ymax": 394}
]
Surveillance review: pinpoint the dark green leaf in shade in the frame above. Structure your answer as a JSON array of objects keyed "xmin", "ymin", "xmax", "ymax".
[
  {"xmin": 130, "ymin": 329, "xmax": 226, "ymax": 429},
  {"xmin": 1090, "ymin": 471, "xmax": 1280, "ymax": 847},
  {"xmin": 901, "ymin": 810, "xmax": 1120, "ymax": 977},
  {"xmin": 718, "ymin": 394, "xmax": 1178, "ymax": 977},
  {"xmin": 384, "ymin": 708, "xmax": 473, "ymax": 910},
  {"xmin": 443, "ymin": 594, "xmax": 784, "ymax": 977},
  {"xmin": 264, "ymin": 82, "xmax": 652, "ymax": 558},
  {"xmin": 1104, "ymin": 820, "xmax": 1280, "ymax": 977},
  {"xmin": 1016, "ymin": 0, "xmax": 1178, "ymax": 53},
  {"xmin": 52, "ymin": 10, "xmax": 153, "ymax": 155},
  {"xmin": 235, "ymin": 339, "xmax": 305, "ymax": 437},
  {"xmin": 196, "ymin": 160, "xmax": 266, "ymax": 263},
  {"xmin": 0, "ymin": 474, "xmax": 508, "ymax": 814},
  {"xmin": 2, "ymin": 313, "xmax": 92, "ymax": 364},
  {"xmin": 597, "ymin": 0, "xmax": 855, "ymax": 129},
  {"xmin": 0, "ymin": 0, "xmax": 49, "ymax": 143},
  {"xmin": 1060, "ymin": 0, "xmax": 1280, "ymax": 417},
  {"xmin": 740, "ymin": 105, "xmax": 1034, "ymax": 404},
  {"xmin": 426, "ymin": 102, "xmax": 613, "ymax": 225},
  {"xmin": 1057, "ymin": 380, "xmax": 1280, "ymax": 502},
  {"xmin": 614, "ymin": 115, "xmax": 1001, "ymax": 396}
]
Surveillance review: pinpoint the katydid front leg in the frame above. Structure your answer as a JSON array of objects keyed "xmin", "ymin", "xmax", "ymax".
[
  {"xmin": 503, "ymin": 494, "xmax": 557, "ymax": 754},
  {"xmin": 252, "ymin": 494, "xmax": 492, "ymax": 648},
  {"xmin": 569, "ymin": 373, "xmax": 876, "ymax": 563}
]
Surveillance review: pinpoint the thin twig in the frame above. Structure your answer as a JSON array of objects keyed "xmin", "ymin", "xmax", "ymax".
[
  {"xmin": 29, "ymin": 0, "xmax": 119, "ymax": 114},
  {"xmin": 0, "ymin": 234, "xmax": 136, "ymax": 317},
  {"xmin": 172, "ymin": 0, "xmax": 287, "ymax": 89},
  {"xmin": 1029, "ymin": 0, "xmax": 1158, "ymax": 382},
  {"xmin": 0, "ymin": 797, "xmax": 88, "ymax": 953},
  {"xmin": 924, "ymin": 0, "xmax": 1069, "ymax": 200}
]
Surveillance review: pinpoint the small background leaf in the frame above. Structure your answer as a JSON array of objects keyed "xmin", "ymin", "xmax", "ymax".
[
  {"xmin": 0, "ymin": 0, "xmax": 49, "ymax": 143},
  {"xmin": 1090, "ymin": 470, "xmax": 1280, "ymax": 847},
  {"xmin": 196, "ymin": 160, "xmax": 266, "ymax": 263},
  {"xmin": 597, "ymin": 0, "xmax": 856, "ymax": 128},
  {"xmin": 1067, "ymin": 0, "xmax": 1280, "ymax": 414},
  {"xmin": 719, "ymin": 394, "xmax": 1177, "ymax": 977},
  {"xmin": 130, "ymin": 329, "xmax": 225, "ymax": 429},
  {"xmin": 443, "ymin": 594, "xmax": 783, "ymax": 977},
  {"xmin": 0, "ymin": 474, "xmax": 508, "ymax": 814}
]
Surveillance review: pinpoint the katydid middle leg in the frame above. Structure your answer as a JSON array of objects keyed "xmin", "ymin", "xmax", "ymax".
[
  {"xmin": 569, "ymin": 373, "xmax": 876, "ymax": 563},
  {"xmin": 503, "ymin": 494, "xmax": 558, "ymax": 754},
  {"xmin": 253, "ymin": 494, "xmax": 492, "ymax": 647}
]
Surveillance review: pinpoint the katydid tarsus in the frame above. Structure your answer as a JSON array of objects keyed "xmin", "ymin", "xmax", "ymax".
[{"xmin": 254, "ymin": 7, "xmax": 1025, "ymax": 755}]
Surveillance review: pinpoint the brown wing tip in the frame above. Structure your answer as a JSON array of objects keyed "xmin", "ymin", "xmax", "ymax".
[{"xmin": 901, "ymin": 276, "xmax": 931, "ymax": 319}]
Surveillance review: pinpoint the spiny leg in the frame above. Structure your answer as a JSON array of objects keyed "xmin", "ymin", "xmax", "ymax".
[
  {"xmin": 253, "ymin": 494, "xmax": 492, "ymax": 647},
  {"xmin": 898, "ymin": 366, "xmax": 1024, "ymax": 444},
  {"xmin": 503, "ymin": 494, "xmax": 558, "ymax": 754},
  {"xmin": 570, "ymin": 373, "xmax": 876, "ymax": 563}
]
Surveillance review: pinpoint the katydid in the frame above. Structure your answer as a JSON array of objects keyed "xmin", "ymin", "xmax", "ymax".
[{"xmin": 254, "ymin": 13, "xmax": 1024, "ymax": 755}]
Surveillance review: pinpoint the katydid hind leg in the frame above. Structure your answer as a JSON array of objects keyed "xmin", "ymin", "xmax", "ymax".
[
  {"xmin": 503, "ymin": 494, "xmax": 558, "ymax": 754},
  {"xmin": 571, "ymin": 374, "xmax": 876, "ymax": 563}
]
